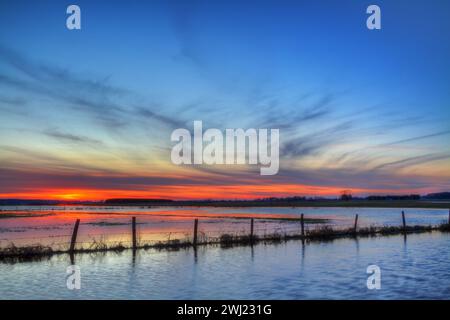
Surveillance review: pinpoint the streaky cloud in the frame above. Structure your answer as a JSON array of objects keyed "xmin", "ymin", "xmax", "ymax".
[
  {"xmin": 0, "ymin": 44, "xmax": 185, "ymax": 131},
  {"xmin": 372, "ymin": 153, "xmax": 450, "ymax": 171},
  {"xmin": 382, "ymin": 130, "xmax": 450, "ymax": 146},
  {"xmin": 43, "ymin": 128, "xmax": 104, "ymax": 146}
]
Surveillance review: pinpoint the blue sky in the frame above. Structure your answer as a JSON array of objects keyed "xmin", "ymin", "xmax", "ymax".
[{"xmin": 0, "ymin": 0, "xmax": 449, "ymax": 199}]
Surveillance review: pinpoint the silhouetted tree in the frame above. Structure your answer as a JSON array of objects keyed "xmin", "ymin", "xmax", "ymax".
[{"xmin": 340, "ymin": 190, "xmax": 353, "ymax": 201}]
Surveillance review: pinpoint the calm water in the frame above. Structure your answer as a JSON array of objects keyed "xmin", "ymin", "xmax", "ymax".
[
  {"xmin": 1, "ymin": 232, "xmax": 449, "ymax": 299},
  {"xmin": 0, "ymin": 206, "xmax": 448, "ymax": 249}
]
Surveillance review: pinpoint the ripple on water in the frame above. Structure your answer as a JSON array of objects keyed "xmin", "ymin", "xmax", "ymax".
[{"xmin": 0, "ymin": 232, "xmax": 449, "ymax": 299}]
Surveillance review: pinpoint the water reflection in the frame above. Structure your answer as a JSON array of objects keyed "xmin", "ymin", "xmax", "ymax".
[
  {"xmin": 300, "ymin": 240, "xmax": 305, "ymax": 271},
  {"xmin": 1, "ymin": 232, "xmax": 449, "ymax": 299},
  {"xmin": 354, "ymin": 236, "xmax": 360, "ymax": 256},
  {"xmin": 1, "ymin": 206, "xmax": 448, "ymax": 250},
  {"xmin": 193, "ymin": 247, "xmax": 198, "ymax": 264},
  {"xmin": 132, "ymin": 249, "xmax": 136, "ymax": 266}
]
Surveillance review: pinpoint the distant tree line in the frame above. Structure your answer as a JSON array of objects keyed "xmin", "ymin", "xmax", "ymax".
[
  {"xmin": 0, "ymin": 199, "xmax": 60, "ymax": 205},
  {"xmin": 104, "ymin": 198, "xmax": 174, "ymax": 204},
  {"xmin": 365, "ymin": 194, "xmax": 420, "ymax": 200},
  {"xmin": 422, "ymin": 192, "xmax": 450, "ymax": 200},
  {"xmin": 1, "ymin": 192, "xmax": 450, "ymax": 206}
]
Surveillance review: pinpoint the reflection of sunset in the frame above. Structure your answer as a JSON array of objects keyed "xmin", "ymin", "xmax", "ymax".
[{"xmin": 0, "ymin": 207, "xmax": 327, "ymax": 249}]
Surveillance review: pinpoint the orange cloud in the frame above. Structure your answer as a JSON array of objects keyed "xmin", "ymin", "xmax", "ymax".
[{"xmin": 0, "ymin": 183, "xmax": 431, "ymax": 201}]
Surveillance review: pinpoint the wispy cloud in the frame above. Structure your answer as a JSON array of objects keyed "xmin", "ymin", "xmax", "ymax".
[
  {"xmin": 0, "ymin": 145, "xmax": 118, "ymax": 175},
  {"xmin": 43, "ymin": 129, "xmax": 104, "ymax": 146},
  {"xmin": 0, "ymin": 45, "xmax": 184, "ymax": 131},
  {"xmin": 372, "ymin": 153, "xmax": 450, "ymax": 171},
  {"xmin": 254, "ymin": 94, "xmax": 333, "ymax": 131},
  {"xmin": 382, "ymin": 130, "xmax": 450, "ymax": 146},
  {"xmin": 0, "ymin": 45, "xmax": 127, "ymax": 96},
  {"xmin": 280, "ymin": 120, "xmax": 353, "ymax": 158}
]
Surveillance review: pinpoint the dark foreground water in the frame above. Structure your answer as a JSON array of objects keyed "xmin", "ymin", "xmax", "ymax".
[{"xmin": 1, "ymin": 232, "xmax": 449, "ymax": 299}]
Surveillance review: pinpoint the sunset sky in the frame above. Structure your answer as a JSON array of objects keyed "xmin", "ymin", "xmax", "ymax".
[{"xmin": 1, "ymin": 0, "xmax": 449, "ymax": 200}]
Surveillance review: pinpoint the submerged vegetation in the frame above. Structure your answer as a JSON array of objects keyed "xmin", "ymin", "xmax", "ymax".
[
  {"xmin": 438, "ymin": 223, "xmax": 450, "ymax": 231},
  {"xmin": 1, "ymin": 222, "xmax": 449, "ymax": 263},
  {"xmin": 0, "ymin": 244, "xmax": 54, "ymax": 263},
  {"xmin": 0, "ymin": 212, "xmax": 54, "ymax": 219}
]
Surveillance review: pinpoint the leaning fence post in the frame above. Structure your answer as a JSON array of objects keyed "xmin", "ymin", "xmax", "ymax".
[
  {"xmin": 354, "ymin": 214, "xmax": 359, "ymax": 233},
  {"xmin": 402, "ymin": 211, "xmax": 406, "ymax": 231},
  {"xmin": 250, "ymin": 218, "xmax": 254, "ymax": 243},
  {"xmin": 69, "ymin": 219, "xmax": 80, "ymax": 253},
  {"xmin": 193, "ymin": 219, "xmax": 198, "ymax": 247},
  {"xmin": 300, "ymin": 213, "xmax": 305, "ymax": 237},
  {"xmin": 132, "ymin": 217, "xmax": 137, "ymax": 250}
]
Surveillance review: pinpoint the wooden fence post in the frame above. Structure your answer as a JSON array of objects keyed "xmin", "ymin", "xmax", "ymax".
[
  {"xmin": 354, "ymin": 214, "xmax": 359, "ymax": 233},
  {"xmin": 69, "ymin": 219, "xmax": 80, "ymax": 253},
  {"xmin": 132, "ymin": 217, "xmax": 137, "ymax": 250},
  {"xmin": 193, "ymin": 219, "xmax": 198, "ymax": 247},
  {"xmin": 402, "ymin": 211, "xmax": 406, "ymax": 231},
  {"xmin": 250, "ymin": 218, "xmax": 254, "ymax": 242},
  {"xmin": 300, "ymin": 213, "xmax": 305, "ymax": 237}
]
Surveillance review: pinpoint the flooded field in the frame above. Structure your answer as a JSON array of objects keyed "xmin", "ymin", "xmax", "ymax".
[
  {"xmin": 0, "ymin": 231, "xmax": 449, "ymax": 299},
  {"xmin": 0, "ymin": 206, "xmax": 448, "ymax": 250}
]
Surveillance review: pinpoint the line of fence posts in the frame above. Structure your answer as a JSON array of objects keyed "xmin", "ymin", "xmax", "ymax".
[
  {"xmin": 132, "ymin": 216, "xmax": 137, "ymax": 250},
  {"xmin": 297, "ymin": 211, "xmax": 409, "ymax": 237},
  {"xmin": 402, "ymin": 210, "xmax": 407, "ymax": 232},
  {"xmin": 193, "ymin": 218, "xmax": 198, "ymax": 247},
  {"xmin": 354, "ymin": 214, "xmax": 359, "ymax": 233},
  {"xmin": 69, "ymin": 219, "xmax": 80, "ymax": 253},
  {"xmin": 65, "ymin": 208, "xmax": 450, "ymax": 255},
  {"xmin": 300, "ymin": 213, "xmax": 305, "ymax": 237},
  {"xmin": 70, "ymin": 217, "xmax": 139, "ymax": 253},
  {"xmin": 250, "ymin": 218, "xmax": 254, "ymax": 243}
]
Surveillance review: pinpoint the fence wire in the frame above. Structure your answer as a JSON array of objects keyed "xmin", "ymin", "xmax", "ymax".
[{"xmin": 1, "ymin": 213, "xmax": 448, "ymax": 251}]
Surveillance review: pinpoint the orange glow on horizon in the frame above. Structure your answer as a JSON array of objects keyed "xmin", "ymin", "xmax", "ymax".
[{"xmin": 0, "ymin": 183, "xmax": 435, "ymax": 201}]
